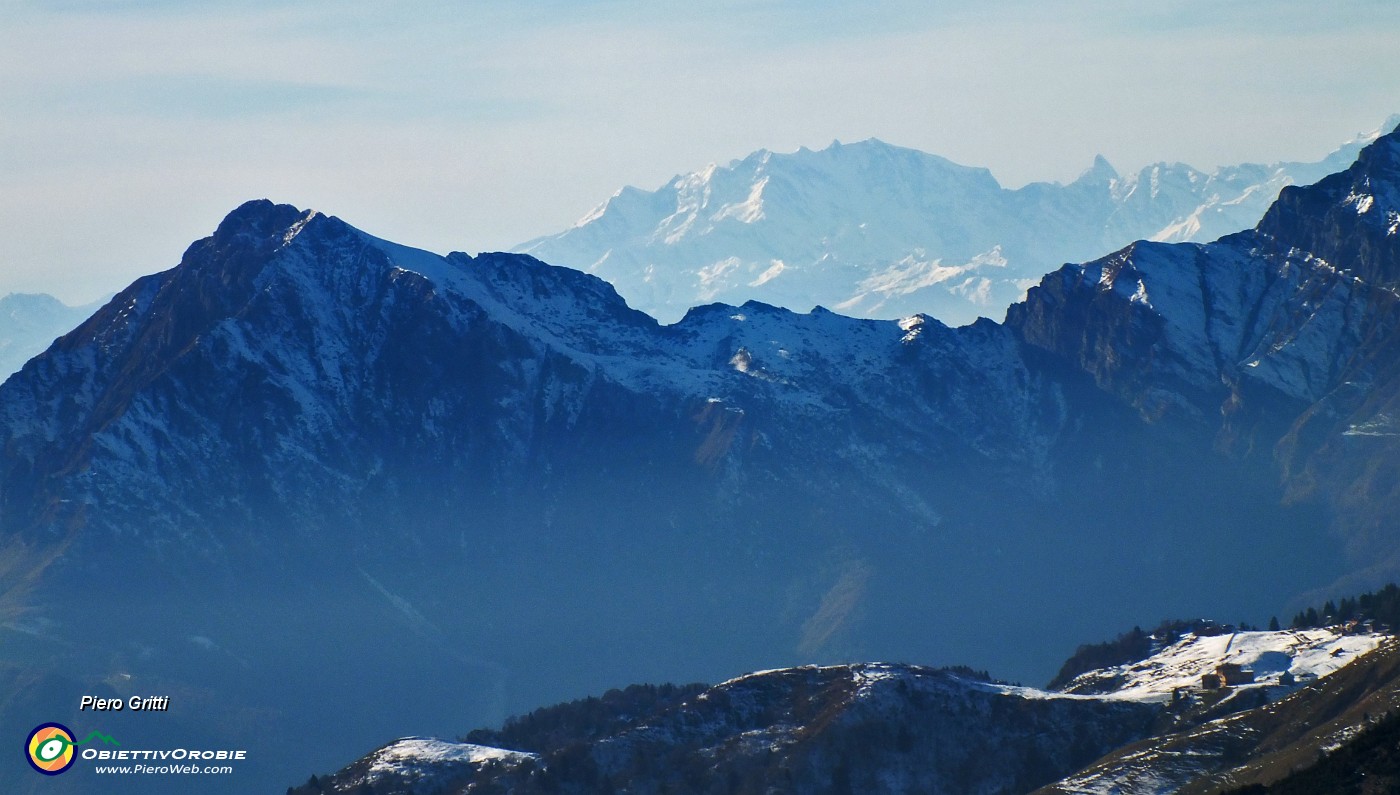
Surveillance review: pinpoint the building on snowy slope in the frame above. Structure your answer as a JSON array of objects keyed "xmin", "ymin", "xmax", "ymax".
[
  {"xmin": 1341, "ymin": 618, "xmax": 1388, "ymax": 635},
  {"xmin": 1202, "ymin": 663, "xmax": 1256, "ymax": 690},
  {"xmin": 1036, "ymin": 640, "xmax": 1400, "ymax": 794}
]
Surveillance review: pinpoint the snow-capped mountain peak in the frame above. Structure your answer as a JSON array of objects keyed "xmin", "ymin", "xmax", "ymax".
[{"xmin": 516, "ymin": 120, "xmax": 1398, "ymax": 325}]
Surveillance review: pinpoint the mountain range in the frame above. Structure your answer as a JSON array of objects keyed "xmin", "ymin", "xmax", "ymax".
[
  {"xmin": 518, "ymin": 117, "xmax": 1400, "ymax": 326},
  {"xmin": 1, "ymin": 121, "xmax": 1392, "ymax": 386},
  {"xmin": 1, "ymin": 126, "xmax": 1399, "ymax": 793}
]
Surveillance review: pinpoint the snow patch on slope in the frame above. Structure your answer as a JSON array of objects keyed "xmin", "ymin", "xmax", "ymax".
[
  {"xmin": 369, "ymin": 737, "xmax": 535, "ymax": 772},
  {"xmin": 364, "ymin": 737, "xmax": 537, "ymax": 786}
]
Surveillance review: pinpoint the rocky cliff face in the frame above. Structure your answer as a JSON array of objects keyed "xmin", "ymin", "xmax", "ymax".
[{"xmin": 1007, "ymin": 130, "xmax": 1400, "ymax": 573}]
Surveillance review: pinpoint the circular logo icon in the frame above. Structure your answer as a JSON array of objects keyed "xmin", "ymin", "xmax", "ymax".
[{"xmin": 26, "ymin": 723, "xmax": 76, "ymax": 775}]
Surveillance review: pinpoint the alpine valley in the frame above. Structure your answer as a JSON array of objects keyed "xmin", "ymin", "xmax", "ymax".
[{"xmin": 2, "ymin": 127, "xmax": 1400, "ymax": 794}]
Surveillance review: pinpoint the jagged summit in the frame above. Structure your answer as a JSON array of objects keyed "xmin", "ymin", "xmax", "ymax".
[
  {"xmin": 1074, "ymin": 154, "xmax": 1120, "ymax": 184},
  {"xmin": 1013, "ymin": 126, "xmax": 1400, "ymax": 404},
  {"xmin": 209, "ymin": 198, "xmax": 317, "ymax": 243},
  {"xmin": 166, "ymin": 199, "xmax": 336, "ymax": 299}
]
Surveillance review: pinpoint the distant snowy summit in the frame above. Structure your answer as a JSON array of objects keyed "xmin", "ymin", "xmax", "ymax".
[{"xmin": 517, "ymin": 115, "xmax": 1400, "ymax": 326}]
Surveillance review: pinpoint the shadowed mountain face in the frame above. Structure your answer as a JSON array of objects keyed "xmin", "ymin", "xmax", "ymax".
[
  {"xmin": 1010, "ymin": 129, "xmax": 1400, "ymax": 580},
  {"xmin": 0, "ymin": 131, "xmax": 1398, "ymax": 793}
]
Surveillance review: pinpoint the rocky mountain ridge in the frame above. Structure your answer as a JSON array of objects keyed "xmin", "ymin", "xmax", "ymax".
[{"xmin": 290, "ymin": 626, "xmax": 1398, "ymax": 795}]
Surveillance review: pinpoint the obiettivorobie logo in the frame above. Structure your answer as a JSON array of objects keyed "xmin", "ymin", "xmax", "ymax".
[
  {"xmin": 25, "ymin": 722, "xmax": 247, "ymax": 779},
  {"xmin": 25, "ymin": 723, "xmax": 119, "ymax": 775}
]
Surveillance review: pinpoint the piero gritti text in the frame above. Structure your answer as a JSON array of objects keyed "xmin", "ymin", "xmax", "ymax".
[{"xmin": 80, "ymin": 695, "xmax": 170, "ymax": 712}]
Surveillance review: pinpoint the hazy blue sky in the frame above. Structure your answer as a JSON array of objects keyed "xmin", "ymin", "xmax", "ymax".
[{"xmin": 3, "ymin": 0, "xmax": 1399, "ymax": 303}]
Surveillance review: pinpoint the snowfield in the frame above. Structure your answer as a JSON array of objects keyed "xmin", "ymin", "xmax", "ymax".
[{"xmin": 1068, "ymin": 628, "xmax": 1385, "ymax": 699}]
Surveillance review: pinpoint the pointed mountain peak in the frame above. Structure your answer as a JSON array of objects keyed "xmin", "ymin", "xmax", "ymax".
[
  {"xmin": 1075, "ymin": 154, "xmax": 1119, "ymax": 184},
  {"xmin": 179, "ymin": 200, "xmax": 345, "ymax": 291}
]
